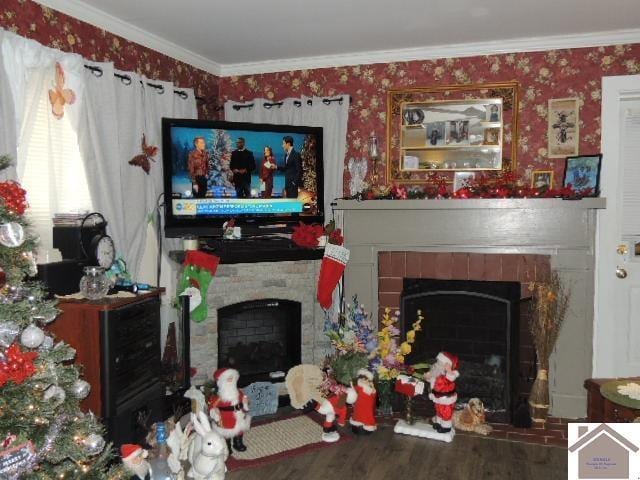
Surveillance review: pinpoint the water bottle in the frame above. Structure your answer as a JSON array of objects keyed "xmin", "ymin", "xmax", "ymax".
[{"xmin": 148, "ymin": 422, "xmax": 174, "ymax": 480}]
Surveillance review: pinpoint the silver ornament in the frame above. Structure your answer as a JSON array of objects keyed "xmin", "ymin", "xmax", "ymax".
[
  {"xmin": 43, "ymin": 385, "xmax": 66, "ymax": 405},
  {"xmin": 72, "ymin": 379, "xmax": 91, "ymax": 399},
  {"xmin": 38, "ymin": 335, "xmax": 54, "ymax": 352},
  {"xmin": 0, "ymin": 321, "xmax": 20, "ymax": 347},
  {"xmin": 82, "ymin": 433, "xmax": 105, "ymax": 456},
  {"xmin": 21, "ymin": 324, "xmax": 45, "ymax": 349},
  {"xmin": 0, "ymin": 222, "xmax": 25, "ymax": 247}
]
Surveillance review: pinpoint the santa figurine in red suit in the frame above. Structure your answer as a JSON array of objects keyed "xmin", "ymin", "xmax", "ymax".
[
  {"xmin": 313, "ymin": 392, "xmax": 348, "ymax": 443},
  {"xmin": 347, "ymin": 369, "xmax": 377, "ymax": 434},
  {"xmin": 120, "ymin": 444, "xmax": 151, "ymax": 480},
  {"xmin": 208, "ymin": 368, "xmax": 251, "ymax": 453},
  {"xmin": 424, "ymin": 351, "xmax": 460, "ymax": 433}
]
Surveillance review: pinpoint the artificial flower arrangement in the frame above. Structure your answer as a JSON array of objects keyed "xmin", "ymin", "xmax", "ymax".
[
  {"xmin": 322, "ymin": 297, "xmax": 424, "ymax": 387},
  {"xmin": 291, "ymin": 220, "xmax": 343, "ymax": 249},
  {"xmin": 350, "ymin": 171, "xmax": 589, "ymax": 201}
]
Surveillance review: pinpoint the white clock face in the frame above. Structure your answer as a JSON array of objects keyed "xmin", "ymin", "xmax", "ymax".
[{"xmin": 97, "ymin": 236, "xmax": 115, "ymax": 268}]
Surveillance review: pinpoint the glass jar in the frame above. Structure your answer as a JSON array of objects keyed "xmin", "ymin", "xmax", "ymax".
[{"xmin": 79, "ymin": 266, "xmax": 110, "ymax": 300}]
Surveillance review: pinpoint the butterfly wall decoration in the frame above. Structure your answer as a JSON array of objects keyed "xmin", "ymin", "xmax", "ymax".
[
  {"xmin": 48, "ymin": 62, "xmax": 76, "ymax": 120},
  {"xmin": 128, "ymin": 134, "xmax": 158, "ymax": 174}
]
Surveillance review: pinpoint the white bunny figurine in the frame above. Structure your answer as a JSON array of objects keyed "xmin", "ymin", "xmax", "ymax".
[{"xmin": 187, "ymin": 411, "xmax": 229, "ymax": 480}]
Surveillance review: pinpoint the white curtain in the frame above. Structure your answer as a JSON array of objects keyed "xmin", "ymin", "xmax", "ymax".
[
  {"xmin": 0, "ymin": 29, "xmax": 17, "ymax": 180},
  {"xmin": 224, "ymin": 96, "xmax": 349, "ymax": 223}
]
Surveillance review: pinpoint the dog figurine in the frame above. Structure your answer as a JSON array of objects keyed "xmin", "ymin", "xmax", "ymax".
[{"xmin": 453, "ymin": 398, "xmax": 493, "ymax": 435}]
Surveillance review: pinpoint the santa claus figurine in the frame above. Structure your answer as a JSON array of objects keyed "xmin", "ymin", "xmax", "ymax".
[
  {"xmin": 208, "ymin": 368, "xmax": 251, "ymax": 453},
  {"xmin": 424, "ymin": 351, "xmax": 460, "ymax": 433},
  {"xmin": 120, "ymin": 444, "xmax": 151, "ymax": 480},
  {"xmin": 347, "ymin": 369, "xmax": 377, "ymax": 434},
  {"xmin": 312, "ymin": 392, "xmax": 348, "ymax": 443}
]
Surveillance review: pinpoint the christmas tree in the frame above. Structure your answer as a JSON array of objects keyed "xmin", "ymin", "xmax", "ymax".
[{"xmin": 0, "ymin": 156, "xmax": 125, "ymax": 479}]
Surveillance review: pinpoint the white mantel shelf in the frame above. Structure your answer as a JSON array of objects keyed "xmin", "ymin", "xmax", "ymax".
[
  {"xmin": 334, "ymin": 198, "xmax": 606, "ymax": 210},
  {"xmin": 334, "ymin": 196, "xmax": 605, "ymax": 419}
]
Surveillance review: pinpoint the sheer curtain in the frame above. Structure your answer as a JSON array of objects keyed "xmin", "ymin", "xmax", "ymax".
[
  {"xmin": 1, "ymin": 30, "xmax": 92, "ymax": 255},
  {"xmin": 224, "ymin": 96, "xmax": 349, "ymax": 226},
  {"xmin": 0, "ymin": 29, "xmax": 17, "ymax": 180}
]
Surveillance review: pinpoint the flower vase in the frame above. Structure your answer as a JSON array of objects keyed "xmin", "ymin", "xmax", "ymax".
[
  {"xmin": 376, "ymin": 379, "xmax": 394, "ymax": 417},
  {"xmin": 528, "ymin": 360, "xmax": 550, "ymax": 424}
]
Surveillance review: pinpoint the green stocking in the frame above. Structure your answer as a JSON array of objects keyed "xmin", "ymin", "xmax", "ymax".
[{"xmin": 178, "ymin": 264, "xmax": 213, "ymax": 322}]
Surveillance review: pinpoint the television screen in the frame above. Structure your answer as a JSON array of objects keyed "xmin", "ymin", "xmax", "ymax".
[{"xmin": 162, "ymin": 118, "xmax": 324, "ymax": 237}]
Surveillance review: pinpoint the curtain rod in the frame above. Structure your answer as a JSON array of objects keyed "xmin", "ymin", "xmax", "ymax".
[
  {"xmin": 231, "ymin": 96, "xmax": 351, "ymax": 111},
  {"xmin": 83, "ymin": 64, "xmax": 212, "ymax": 105}
]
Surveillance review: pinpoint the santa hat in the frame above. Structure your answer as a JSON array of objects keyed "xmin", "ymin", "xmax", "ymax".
[
  {"xmin": 357, "ymin": 369, "xmax": 373, "ymax": 381},
  {"xmin": 120, "ymin": 444, "xmax": 142, "ymax": 461},
  {"xmin": 437, "ymin": 351, "xmax": 459, "ymax": 371},
  {"xmin": 213, "ymin": 368, "xmax": 238, "ymax": 384}
]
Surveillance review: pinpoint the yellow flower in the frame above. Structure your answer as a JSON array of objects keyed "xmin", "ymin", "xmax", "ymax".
[
  {"xmin": 389, "ymin": 369, "xmax": 400, "ymax": 379},
  {"xmin": 406, "ymin": 330, "xmax": 415, "ymax": 343},
  {"xmin": 400, "ymin": 342, "xmax": 412, "ymax": 355},
  {"xmin": 396, "ymin": 353, "xmax": 405, "ymax": 364}
]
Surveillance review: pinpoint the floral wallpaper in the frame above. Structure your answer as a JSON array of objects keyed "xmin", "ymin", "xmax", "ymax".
[
  {"xmin": 0, "ymin": 0, "xmax": 221, "ymax": 119},
  {"xmin": 220, "ymin": 44, "xmax": 640, "ymax": 192}
]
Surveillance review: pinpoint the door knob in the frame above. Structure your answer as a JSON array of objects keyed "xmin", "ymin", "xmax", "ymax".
[
  {"xmin": 616, "ymin": 267, "xmax": 628, "ymax": 279},
  {"xmin": 617, "ymin": 244, "xmax": 628, "ymax": 255}
]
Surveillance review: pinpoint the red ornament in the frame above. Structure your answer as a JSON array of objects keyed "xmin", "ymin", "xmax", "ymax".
[{"xmin": 0, "ymin": 181, "xmax": 28, "ymax": 215}]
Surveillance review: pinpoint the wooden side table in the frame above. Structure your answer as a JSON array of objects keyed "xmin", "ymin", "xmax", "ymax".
[{"xmin": 584, "ymin": 378, "xmax": 640, "ymax": 422}]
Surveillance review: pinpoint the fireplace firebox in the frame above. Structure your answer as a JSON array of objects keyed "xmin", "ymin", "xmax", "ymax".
[
  {"xmin": 401, "ymin": 279, "xmax": 520, "ymax": 423},
  {"xmin": 217, "ymin": 299, "xmax": 301, "ymax": 387}
]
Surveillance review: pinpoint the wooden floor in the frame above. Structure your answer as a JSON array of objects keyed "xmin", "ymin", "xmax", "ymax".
[{"xmin": 226, "ymin": 424, "xmax": 567, "ymax": 480}]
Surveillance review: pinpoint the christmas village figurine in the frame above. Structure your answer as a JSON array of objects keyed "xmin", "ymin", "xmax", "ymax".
[
  {"xmin": 394, "ymin": 351, "xmax": 459, "ymax": 443},
  {"xmin": 346, "ymin": 369, "xmax": 377, "ymax": 434},
  {"xmin": 207, "ymin": 368, "xmax": 251, "ymax": 453},
  {"xmin": 188, "ymin": 411, "xmax": 229, "ymax": 480},
  {"xmin": 121, "ymin": 444, "xmax": 152, "ymax": 479}
]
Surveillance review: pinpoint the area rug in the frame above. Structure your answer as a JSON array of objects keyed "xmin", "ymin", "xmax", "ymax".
[{"xmin": 226, "ymin": 412, "xmax": 352, "ymax": 471}]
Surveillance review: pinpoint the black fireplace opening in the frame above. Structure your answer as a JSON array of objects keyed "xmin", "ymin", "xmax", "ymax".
[
  {"xmin": 217, "ymin": 299, "xmax": 301, "ymax": 387},
  {"xmin": 401, "ymin": 279, "xmax": 520, "ymax": 423}
]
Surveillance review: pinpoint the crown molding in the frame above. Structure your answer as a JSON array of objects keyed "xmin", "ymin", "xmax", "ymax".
[
  {"xmin": 33, "ymin": 0, "xmax": 222, "ymax": 76},
  {"xmin": 220, "ymin": 28, "xmax": 640, "ymax": 76}
]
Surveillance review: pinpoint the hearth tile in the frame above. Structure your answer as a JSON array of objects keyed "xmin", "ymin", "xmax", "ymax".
[
  {"xmin": 379, "ymin": 277, "xmax": 403, "ymax": 294},
  {"xmin": 517, "ymin": 256, "xmax": 534, "ymax": 283},
  {"xmin": 501, "ymin": 255, "xmax": 519, "ymax": 281},
  {"xmin": 547, "ymin": 417, "xmax": 565, "ymax": 424},
  {"xmin": 379, "ymin": 252, "xmax": 392, "ymax": 276},
  {"xmin": 405, "ymin": 252, "xmax": 422, "ymax": 278},
  {"xmin": 379, "ymin": 293, "xmax": 400, "ymax": 309},
  {"xmin": 483, "ymin": 255, "xmax": 503, "ymax": 281},
  {"xmin": 391, "ymin": 252, "xmax": 407, "ymax": 277},
  {"xmin": 452, "ymin": 253, "xmax": 469, "ymax": 279},
  {"xmin": 545, "ymin": 436, "xmax": 567, "ymax": 447},
  {"xmin": 468, "ymin": 254, "xmax": 485, "ymax": 279},
  {"xmin": 433, "ymin": 252, "xmax": 454, "ymax": 279},
  {"xmin": 534, "ymin": 255, "xmax": 551, "ymax": 283},
  {"xmin": 506, "ymin": 431, "xmax": 539, "ymax": 443},
  {"xmin": 420, "ymin": 253, "xmax": 437, "ymax": 278}
]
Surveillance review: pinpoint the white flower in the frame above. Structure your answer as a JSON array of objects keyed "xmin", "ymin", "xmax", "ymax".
[{"xmin": 618, "ymin": 382, "xmax": 640, "ymax": 400}]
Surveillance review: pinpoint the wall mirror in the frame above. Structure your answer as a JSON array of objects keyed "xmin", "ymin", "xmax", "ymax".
[{"xmin": 386, "ymin": 81, "xmax": 520, "ymax": 184}]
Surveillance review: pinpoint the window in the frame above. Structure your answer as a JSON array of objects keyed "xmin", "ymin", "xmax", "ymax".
[{"xmin": 18, "ymin": 75, "xmax": 92, "ymax": 261}]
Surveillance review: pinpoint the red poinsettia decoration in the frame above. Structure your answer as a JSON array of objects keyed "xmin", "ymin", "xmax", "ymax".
[
  {"xmin": 291, "ymin": 222, "xmax": 326, "ymax": 249},
  {"xmin": 0, "ymin": 344, "xmax": 38, "ymax": 387},
  {"xmin": 48, "ymin": 62, "xmax": 76, "ymax": 120},
  {"xmin": 129, "ymin": 134, "xmax": 158, "ymax": 174},
  {"xmin": 0, "ymin": 181, "xmax": 28, "ymax": 215}
]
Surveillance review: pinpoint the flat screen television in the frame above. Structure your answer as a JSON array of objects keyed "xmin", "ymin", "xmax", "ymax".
[{"xmin": 162, "ymin": 118, "xmax": 324, "ymax": 238}]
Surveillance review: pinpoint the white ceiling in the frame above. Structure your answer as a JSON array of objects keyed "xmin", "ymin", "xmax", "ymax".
[{"xmin": 36, "ymin": 0, "xmax": 640, "ymax": 76}]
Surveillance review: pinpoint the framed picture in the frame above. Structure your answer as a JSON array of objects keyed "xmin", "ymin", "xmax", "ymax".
[
  {"xmin": 563, "ymin": 154, "xmax": 602, "ymax": 196},
  {"xmin": 548, "ymin": 97, "xmax": 579, "ymax": 158},
  {"xmin": 453, "ymin": 172, "xmax": 476, "ymax": 192},
  {"xmin": 483, "ymin": 127, "xmax": 500, "ymax": 146},
  {"xmin": 531, "ymin": 170, "xmax": 553, "ymax": 189}
]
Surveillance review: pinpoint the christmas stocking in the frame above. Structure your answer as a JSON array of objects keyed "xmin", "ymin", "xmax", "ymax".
[
  {"xmin": 178, "ymin": 250, "xmax": 220, "ymax": 322},
  {"xmin": 317, "ymin": 243, "xmax": 349, "ymax": 310}
]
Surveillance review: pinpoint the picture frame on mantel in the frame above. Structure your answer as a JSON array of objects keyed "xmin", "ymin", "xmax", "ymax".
[
  {"xmin": 386, "ymin": 81, "xmax": 520, "ymax": 185},
  {"xmin": 563, "ymin": 154, "xmax": 602, "ymax": 197}
]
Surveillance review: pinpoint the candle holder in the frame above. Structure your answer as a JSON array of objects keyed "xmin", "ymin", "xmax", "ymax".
[{"xmin": 368, "ymin": 135, "xmax": 380, "ymax": 184}]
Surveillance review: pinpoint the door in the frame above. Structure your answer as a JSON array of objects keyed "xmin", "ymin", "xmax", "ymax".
[{"xmin": 594, "ymin": 75, "xmax": 640, "ymax": 377}]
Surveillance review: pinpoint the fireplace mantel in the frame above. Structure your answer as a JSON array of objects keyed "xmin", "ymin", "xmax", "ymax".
[{"xmin": 334, "ymin": 198, "xmax": 606, "ymax": 418}]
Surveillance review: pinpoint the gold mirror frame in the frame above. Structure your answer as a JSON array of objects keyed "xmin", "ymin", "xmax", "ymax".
[{"xmin": 386, "ymin": 81, "xmax": 520, "ymax": 184}]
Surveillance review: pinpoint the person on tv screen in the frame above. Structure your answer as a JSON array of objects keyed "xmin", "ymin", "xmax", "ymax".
[
  {"xmin": 260, "ymin": 146, "xmax": 277, "ymax": 198},
  {"xmin": 278, "ymin": 135, "xmax": 302, "ymax": 199},
  {"xmin": 230, "ymin": 137, "xmax": 256, "ymax": 198},
  {"xmin": 187, "ymin": 136, "xmax": 209, "ymax": 198}
]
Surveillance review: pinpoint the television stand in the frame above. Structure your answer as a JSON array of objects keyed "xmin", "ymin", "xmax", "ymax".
[{"xmin": 170, "ymin": 236, "xmax": 324, "ymax": 264}]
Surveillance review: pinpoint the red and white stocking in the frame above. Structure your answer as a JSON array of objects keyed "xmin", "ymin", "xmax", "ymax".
[{"xmin": 317, "ymin": 244, "xmax": 349, "ymax": 309}]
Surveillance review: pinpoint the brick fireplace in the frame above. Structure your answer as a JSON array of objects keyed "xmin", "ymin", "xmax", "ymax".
[{"xmin": 336, "ymin": 197, "xmax": 606, "ymax": 418}]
